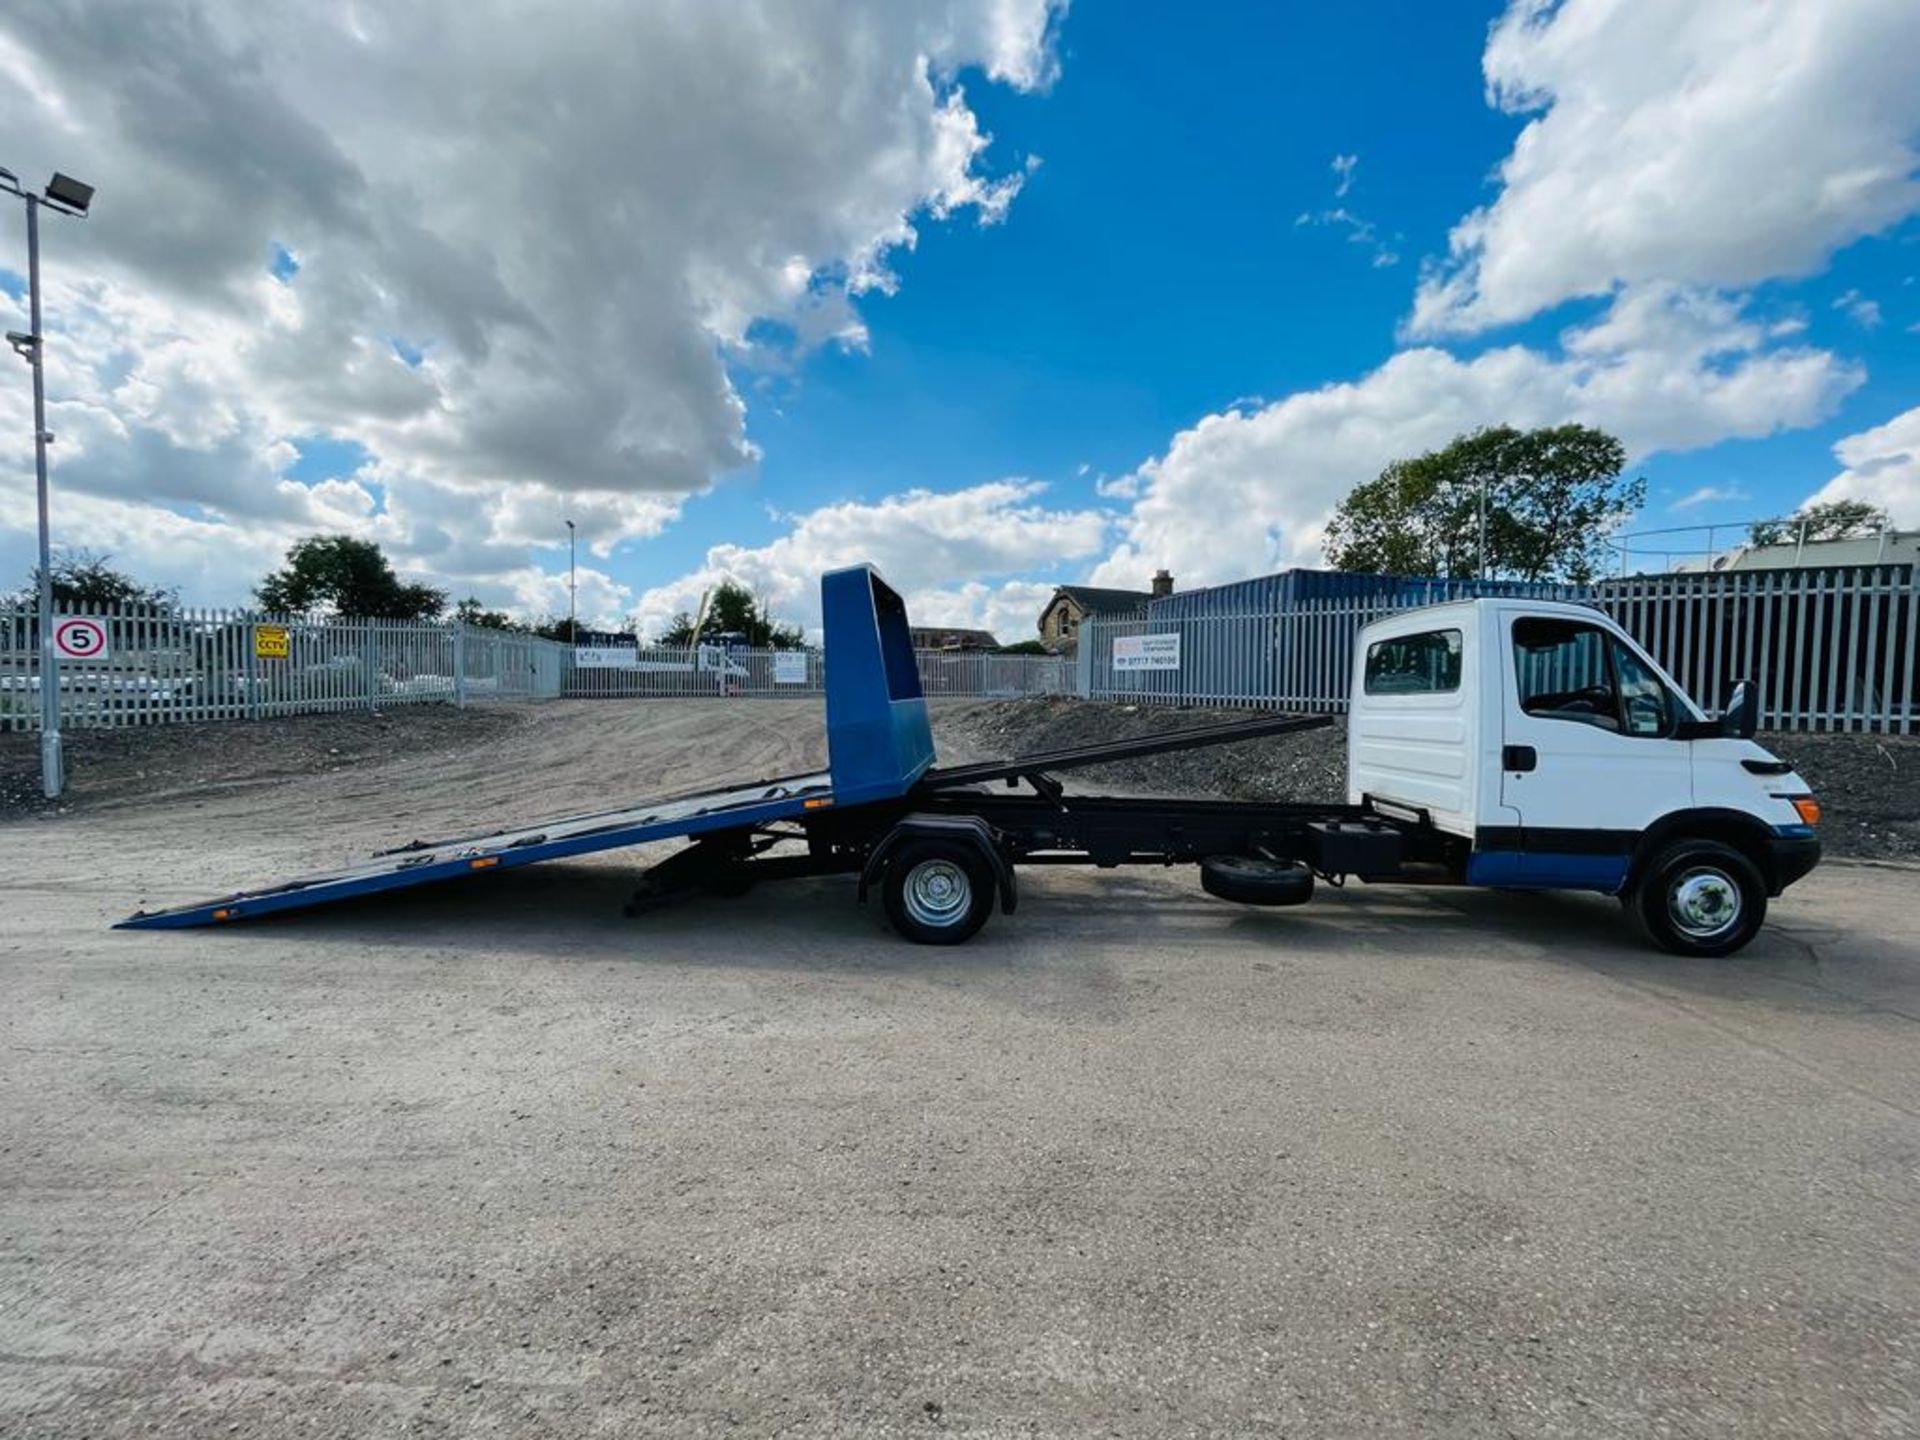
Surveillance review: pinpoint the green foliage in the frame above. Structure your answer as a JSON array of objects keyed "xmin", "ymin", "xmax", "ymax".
[
  {"xmin": 1324, "ymin": 424, "xmax": 1643, "ymax": 583},
  {"xmin": 655, "ymin": 611, "xmax": 699, "ymax": 647},
  {"xmin": 1747, "ymin": 499, "xmax": 1889, "ymax": 548},
  {"xmin": 453, "ymin": 597, "xmax": 523, "ymax": 631},
  {"xmin": 256, "ymin": 535, "xmax": 446, "ymax": 619},
  {"xmin": 656, "ymin": 579, "xmax": 804, "ymax": 648},
  {"xmin": 20, "ymin": 549, "xmax": 176, "ymax": 610},
  {"xmin": 996, "ymin": 638, "xmax": 1051, "ymax": 655}
]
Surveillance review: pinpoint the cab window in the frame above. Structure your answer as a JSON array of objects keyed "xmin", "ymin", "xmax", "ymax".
[
  {"xmin": 1364, "ymin": 628, "xmax": 1462, "ymax": 695},
  {"xmin": 1511, "ymin": 617, "xmax": 1674, "ymax": 736}
]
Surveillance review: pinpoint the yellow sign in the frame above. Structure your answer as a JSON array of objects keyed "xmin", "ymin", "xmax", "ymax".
[{"xmin": 254, "ymin": 623, "xmax": 290, "ymax": 659}]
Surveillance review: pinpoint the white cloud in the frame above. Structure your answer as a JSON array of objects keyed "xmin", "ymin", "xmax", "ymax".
[
  {"xmin": 1670, "ymin": 484, "xmax": 1747, "ymax": 512},
  {"xmin": 904, "ymin": 578, "xmax": 1059, "ymax": 644},
  {"xmin": 0, "ymin": 0, "xmax": 1064, "ymax": 602},
  {"xmin": 630, "ymin": 479, "xmax": 1104, "ymax": 640},
  {"xmin": 496, "ymin": 564, "xmax": 633, "ymax": 630},
  {"xmin": 1804, "ymin": 405, "xmax": 1920, "ymax": 524},
  {"xmin": 1833, "ymin": 289, "xmax": 1884, "ymax": 329},
  {"xmin": 1297, "ymin": 154, "xmax": 1398, "ymax": 268},
  {"xmin": 1091, "ymin": 286, "xmax": 1861, "ymax": 589},
  {"xmin": 1410, "ymin": 0, "xmax": 1920, "ymax": 336},
  {"xmin": 1296, "ymin": 207, "xmax": 1401, "ymax": 269}
]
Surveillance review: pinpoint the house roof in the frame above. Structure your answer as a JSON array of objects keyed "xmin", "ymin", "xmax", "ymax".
[
  {"xmin": 1671, "ymin": 530, "xmax": 1920, "ymax": 572},
  {"xmin": 1051, "ymin": 585, "xmax": 1152, "ymax": 615},
  {"xmin": 909, "ymin": 625, "xmax": 1000, "ymax": 649}
]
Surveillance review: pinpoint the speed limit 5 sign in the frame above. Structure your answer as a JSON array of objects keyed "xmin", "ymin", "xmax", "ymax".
[{"xmin": 52, "ymin": 616, "xmax": 110, "ymax": 661}]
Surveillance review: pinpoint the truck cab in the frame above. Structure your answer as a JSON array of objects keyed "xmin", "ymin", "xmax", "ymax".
[{"xmin": 1348, "ymin": 599, "xmax": 1820, "ymax": 955}]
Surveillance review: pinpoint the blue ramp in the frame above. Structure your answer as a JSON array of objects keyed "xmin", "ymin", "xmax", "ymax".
[{"xmin": 119, "ymin": 564, "xmax": 932, "ymax": 929}]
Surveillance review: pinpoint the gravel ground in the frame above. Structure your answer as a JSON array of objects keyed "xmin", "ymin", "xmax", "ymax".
[{"xmin": 2, "ymin": 699, "xmax": 1917, "ymax": 1438}]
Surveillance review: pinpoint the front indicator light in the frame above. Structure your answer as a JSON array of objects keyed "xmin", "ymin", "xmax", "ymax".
[{"xmin": 1791, "ymin": 796, "xmax": 1821, "ymax": 826}]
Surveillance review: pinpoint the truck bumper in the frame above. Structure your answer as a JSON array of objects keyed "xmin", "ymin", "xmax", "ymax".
[{"xmin": 1765, "ymin": 830, "xmax": 1822, "ymax": 894}]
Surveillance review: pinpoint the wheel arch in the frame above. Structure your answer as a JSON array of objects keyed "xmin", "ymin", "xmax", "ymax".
[
  {"xmin": 858, "ymin": 813, "xmax": 1017, "ymax": 914},
  {"xmin": 1629, "ymin": 808, "xmax": 1783, "ymax": 895}
]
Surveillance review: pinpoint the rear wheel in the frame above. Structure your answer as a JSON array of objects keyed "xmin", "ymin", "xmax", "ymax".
[
  {"xmin": 1626, "ymin": 839, "xmax": 1766, "ymax": 957},
  {"xmin": 882, "ymin": 839, "xmax": 996, "ymax": 945},
  {"xmin": 1200, "ymin": 855, "xmax": 1315, "ymax": 907}
]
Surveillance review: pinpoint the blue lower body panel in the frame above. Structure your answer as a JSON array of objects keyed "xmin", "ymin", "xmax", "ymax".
[
  {"xmin": 1466, "ymin": 850, "xmax": 1629, "ymax": 892},
  {"xmin": 117, "ymin": 770, "xmax": 835, "ymax": 929}
]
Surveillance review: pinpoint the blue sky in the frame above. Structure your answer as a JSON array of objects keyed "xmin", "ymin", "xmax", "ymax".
[
  {"xmin": 719, "ymin": 2, "xmax": 1914, "ymax": 563},
  {"xmin": 599, "ymin": 0, "xmax": 1920, "ymax": 621},
  {"xmin": 1, "ymin": 0, "xmax": 1916, "ymax": 636},
  {"xmin": 633, "ymin": 0, "xmax": 1524, "ymax": 581}
]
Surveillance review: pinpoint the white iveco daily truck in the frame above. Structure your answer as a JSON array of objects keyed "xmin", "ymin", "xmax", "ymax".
[{"xmin": 1348, "ymin": 598, "xmax": 1821, "ymax": 956}]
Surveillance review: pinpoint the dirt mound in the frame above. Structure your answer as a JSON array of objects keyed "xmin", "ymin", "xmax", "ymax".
[
  {"xmin": 0, "ymin": 704, "xmax": 528, "ymax": 820},
  {"xmin": 937, "ymin": 697, "xmax": 1347, "ymax": 804}
]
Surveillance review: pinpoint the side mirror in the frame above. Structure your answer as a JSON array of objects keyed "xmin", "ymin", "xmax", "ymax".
[
  {"xmin": 1676, "ymin": 678, "xmax": 1761, "ymax": 741},
  {"xmin": 1721, "ymin": 678, "xmax": 1758, "ymax": 739}
]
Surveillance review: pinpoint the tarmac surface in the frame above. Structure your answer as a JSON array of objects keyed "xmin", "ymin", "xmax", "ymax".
[{"xmin": 2, "ymin": 701, "xmax": 1917, "ymax": 1437}]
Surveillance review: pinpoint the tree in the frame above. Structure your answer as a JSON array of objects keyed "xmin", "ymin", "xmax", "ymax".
[
  {"xmin": 655, "ymin": 611, "xmax": 699, "ymax": 647},
  {"xmin": 453, "ymin": 597, "xmax": 524, "ymax": 631},
  {"xmin": 655, "ymin": 579, "xmax": 804, "ymax": 648},
  {"xmin": 256, "ymin": 535, "xmax": 446, "ymax": 619},
  {"xmin": 997, "ymin": 638, "xmax": 1050, "ymax": 655},
  {"xmin": 1324, "ymin": 424, "xmax": 1643, "ymax": 583},
  {"xmin": 1747, "ymin": 499, "xmax": 1888, "ymax": 548},
  {"xmin": 19, "ymin": 549, "xmax": 176, "ymax": 610}
]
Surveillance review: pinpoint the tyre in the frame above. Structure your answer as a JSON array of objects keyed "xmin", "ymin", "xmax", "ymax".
[
  {"xmin": 1625, "ymin": 839, "xmax": 1767, "ymax": 957},
  {"xmin": 1199, "ymin": 854, "xmax": 1315, "ymax": 907},
  {"xmin": 882, "ymin": 839, "xmax": 996, "ymax": 945}
]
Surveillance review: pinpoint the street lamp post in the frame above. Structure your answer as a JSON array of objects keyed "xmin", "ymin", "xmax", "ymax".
[
  {"xmin": 565, "ymin": 519, "xmax": 577, "ymax": 645},
  {"xmin": 2, "ymin": 166, "xmax": 92, "ymax": 800}
]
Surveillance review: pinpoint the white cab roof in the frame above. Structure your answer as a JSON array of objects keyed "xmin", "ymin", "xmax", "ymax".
[{"xmin": 1358, "ymin": 596, "xmax": 1603, "ymax": 640}]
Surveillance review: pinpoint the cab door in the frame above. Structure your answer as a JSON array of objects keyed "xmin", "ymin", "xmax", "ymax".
[{"xmin": 1493, "ymin": 611, "xmax": 1692, "ymax": 888}]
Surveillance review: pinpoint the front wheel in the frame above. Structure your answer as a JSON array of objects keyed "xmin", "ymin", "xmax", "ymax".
[
  {"xmin": 1625, "ymin": 839, "xmax": 1767, "ymax": 957},
  {"xmin": 881, "ymin": 840, "xmax": 996, "ymax": 945}
]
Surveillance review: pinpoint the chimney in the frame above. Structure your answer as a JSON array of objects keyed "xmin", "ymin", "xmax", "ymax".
[{"xmin": 1150, "ymin": 569, "xmax": 1174, "ymax": 599}]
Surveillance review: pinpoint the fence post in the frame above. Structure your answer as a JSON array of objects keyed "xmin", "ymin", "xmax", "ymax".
[
  {"xmin": 364, "ymin": 621, "xmax": 378, "ymax": 712},
  {"xmin": 453, "ymin": 623, "xmax": 467, "ymax": 709},
  {"xmin": 245, "ymin": 612, "xmax": 260, "ymax": 722}
]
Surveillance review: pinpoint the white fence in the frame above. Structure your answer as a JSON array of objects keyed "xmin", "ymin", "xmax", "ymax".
[
  {"xmin": 0, "ymin": 604, "xmax": 567, "ymax": 732},
  {"xmin": 1080, "ymin": 564, "xmax": 1920, "ymax": 734},
  {"xmin": 564, "ymin": 644, "xmax": 1073, "ymax": 700},
  {"xmin": 0, "ymin": 604, "xmax": 1074, "ymax": 732}
]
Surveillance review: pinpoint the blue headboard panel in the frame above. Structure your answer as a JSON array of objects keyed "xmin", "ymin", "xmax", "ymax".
[{"xmin": 821, "ymin": 564, "xmax": 935, "ymax": 805}]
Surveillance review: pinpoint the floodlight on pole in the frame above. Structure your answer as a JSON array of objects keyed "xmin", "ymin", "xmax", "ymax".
[{"xmin": 1, "ymin": 163, "xmax": 93, "ymax": 799}]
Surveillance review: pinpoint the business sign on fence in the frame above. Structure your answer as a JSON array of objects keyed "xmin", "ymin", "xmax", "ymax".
[
  {"xmin": 574, "ymin": 646, "xmax": 639, "ymax": 669},
  {"xmin": 773, "ymin": 651, "xmax": 809, "ymax": 685},
  {"xmin": 253, "ymin": 623, "xmax": 289, "ymax": 659},
  {"xmin": 1112, "ymin": 633, "xmax": 1181, "ymax": 672},
  {"xmin": 52, "ymin": 616, "xmax": 109, "ymax": 661}
]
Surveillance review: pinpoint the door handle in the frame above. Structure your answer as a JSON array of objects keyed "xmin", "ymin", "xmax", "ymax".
[{"xmin": 1502, "ymin": 744, "xmax": 1537, "ymax": 772}]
